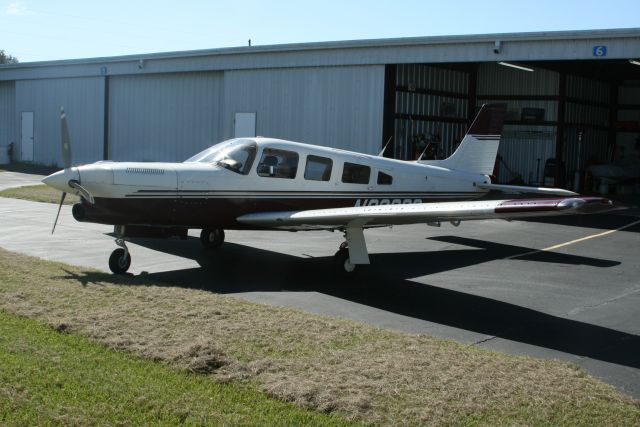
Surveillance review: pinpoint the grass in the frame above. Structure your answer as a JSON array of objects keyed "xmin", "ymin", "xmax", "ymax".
[
  {"xmin": 0, "ymin": 248, "xmax": 638, "ymax": 425},
  {"xmin": 0, "ymin": 184, "xmax": 79, "ymax": 205},
  {"xmin": 0, "ymin": 310, "xmax": 356, "ymax": 426}
]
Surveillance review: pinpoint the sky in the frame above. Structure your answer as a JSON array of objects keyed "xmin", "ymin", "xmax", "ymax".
[{"xmin": 1, "ymin": 0, "xmax": 639, "ymax": 63}]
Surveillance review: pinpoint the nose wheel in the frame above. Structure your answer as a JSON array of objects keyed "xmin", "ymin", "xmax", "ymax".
[{"xmin": 109, "ymin": 238, "xmax": 131, "ymax": 274}]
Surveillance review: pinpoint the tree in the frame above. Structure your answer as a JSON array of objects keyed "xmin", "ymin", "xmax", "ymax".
[{"xmin": 0, "ymin": 50, "xmax": 19, "ymax": 64}]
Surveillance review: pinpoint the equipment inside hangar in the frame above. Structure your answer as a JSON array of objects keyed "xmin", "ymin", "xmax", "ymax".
[{"xmin": 382, "ymin": 60, "xmax": 640, "ymax": 196}]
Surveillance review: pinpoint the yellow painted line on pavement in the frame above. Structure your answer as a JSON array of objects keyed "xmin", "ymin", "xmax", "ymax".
[{"xmin": 506, "ymin": 218, "xmax": 640, "ymax": 260}]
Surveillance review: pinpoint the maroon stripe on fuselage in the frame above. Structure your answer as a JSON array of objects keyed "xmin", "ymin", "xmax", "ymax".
[{"xmin": 78, "ymin": 195, "xmax": 479, "ymax": 229}]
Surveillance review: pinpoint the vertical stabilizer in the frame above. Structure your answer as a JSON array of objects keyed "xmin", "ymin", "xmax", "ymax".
[{"xmin": 423, "ymin": 103, "xmax": 507, "ymax": 176}]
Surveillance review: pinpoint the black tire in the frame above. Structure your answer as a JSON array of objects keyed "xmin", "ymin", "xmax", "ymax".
[
  {"xmin": 333, "ymin": 247, "xmax": 358, "ymax": 276},
  {"xmin": 200, "ymin": 228, "xmax": 225, "ymax": 249},
  {"xmin": 109, "ymin": 248, "xmax": 131, "ymax": 274}
]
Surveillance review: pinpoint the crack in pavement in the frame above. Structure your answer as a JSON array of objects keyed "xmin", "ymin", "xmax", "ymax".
[
  {"xmin": 568, "ymin": 287, "xmax": 640, "ymax": 317},
  {"xmin": 470, "ymin": 335, "xmax": 497, "ymax": 346}
]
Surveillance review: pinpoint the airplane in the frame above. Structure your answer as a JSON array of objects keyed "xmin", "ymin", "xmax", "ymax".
[{"xmin": 42, "ymin": 104, "xmax": 618, "ymax": 275}]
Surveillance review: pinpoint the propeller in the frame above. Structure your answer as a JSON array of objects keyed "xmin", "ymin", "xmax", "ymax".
[
  {"xmin": 51, "ymin": 192, "xmax": 66, "ymax": 234},
  {"xmin": 60, "ymin": 107, "xmax": 72, "ymax": 169},
  {"xmin": 51, "ymin": 107, "xmax": 73, "ymax": 234}
]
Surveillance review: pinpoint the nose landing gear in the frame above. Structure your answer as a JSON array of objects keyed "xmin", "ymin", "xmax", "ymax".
[{"xmin": 109, "ymin": 237, "xmax": 131, "ymax": 274}]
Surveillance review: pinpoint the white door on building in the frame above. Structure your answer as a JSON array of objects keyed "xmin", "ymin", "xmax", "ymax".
[
  {"xmin": 234, "ymin": 112, "xmax": 256, "ymax": 138},
  {"xmin": 21, "ymin": 111, "xmax": 34, "ymax": 161}
]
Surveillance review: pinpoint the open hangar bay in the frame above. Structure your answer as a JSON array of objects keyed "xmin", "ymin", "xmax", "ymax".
[{"xmin": 0, "ymin": 28, "xmax": 639, "ymax": 196}]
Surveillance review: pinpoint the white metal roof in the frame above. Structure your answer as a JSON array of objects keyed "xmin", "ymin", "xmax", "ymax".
[{"xmin": 1, "ymin": 28, "xmax": 639, "ymax": 80}]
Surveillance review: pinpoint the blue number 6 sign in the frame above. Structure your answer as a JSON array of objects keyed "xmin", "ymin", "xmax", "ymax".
[{"xmin": 593, "ymin": 45, "xmax": 607, "ymax": 57}]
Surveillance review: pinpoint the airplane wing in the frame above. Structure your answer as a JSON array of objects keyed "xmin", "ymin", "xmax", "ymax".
[{"xmin": 237, "ymin": 197, "xmax": 618, "ymax": 230}]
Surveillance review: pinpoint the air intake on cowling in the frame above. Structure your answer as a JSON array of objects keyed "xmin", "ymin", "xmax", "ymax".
[{"xmin": 125, "ymin": 167, "xmax": 165, "ymax": 175}]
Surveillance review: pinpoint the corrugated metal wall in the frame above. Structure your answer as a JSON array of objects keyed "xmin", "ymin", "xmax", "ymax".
[
  {"xmin": 222, "ymin": 65, "xmax": 385, "ymax": 154},
  {"xmin": 396, "ymin": 64, "xmax": 469, "ymax": 93},
  {"xmin": 477, "ymin": 63, "xmax": 559, "ymax": 184},
  {"xmin": 477, "ymin": 63, "xmax": 558, "ymax": 95},
  {"xmin": 15, "ymin": 77, "xmax": 104, "ymax": 165},
  {"xmin": 1, "ymin": 59, "xmax": 624, "ymax": 182},
  {"xmin": 497, "ymin": 127, "xmax": 556, "ymax": 184},
  {"xmin": 0, "ymin": 81, "xmax": 15, "ymax": 150},
  {"xmin": 616, "ymin": 83, "xmax": 640, "ymax": 165},
  {"xmin": 394, "ymin": 64, "xmax": 469, "ymax": 159},
  {"xmin": 108, "ymin": 72, "xmax": 224, "ymax": 161},
  {"xmin": 393, "ymin": 118, "xmax": 467, "ymax": 160},
  {"xmin": 564, "ymin": 75, "xmax": 610, "ymax": 176},
  {"xmin": 618, "ymin": 83, "xmax": 640, "ymax": 107}
]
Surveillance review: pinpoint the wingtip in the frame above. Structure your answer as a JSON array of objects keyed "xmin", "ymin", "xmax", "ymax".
[{"xmin": 573, "ymin": 197, "xmax": 625, "ymax": 214}]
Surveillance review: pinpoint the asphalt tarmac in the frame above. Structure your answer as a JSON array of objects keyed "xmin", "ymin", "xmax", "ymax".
[
  {"xmin": 0, "ymin": 173, "xmax": 638, "ymax": 398},
  {"xmin": 0, "ymin": 171, "xmax": 46, "ymax": 190}
]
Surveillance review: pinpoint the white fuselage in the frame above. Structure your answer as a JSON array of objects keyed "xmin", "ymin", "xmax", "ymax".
[{"xmin": 44, "ymin": 137, "xmax": 490, "ymax": 228}]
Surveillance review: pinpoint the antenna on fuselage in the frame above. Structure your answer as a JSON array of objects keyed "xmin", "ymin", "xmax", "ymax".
[
  {"xmin": 417, "ymin": 143, "xmax": 430, "ymax": 161},
  {"xmin": 378, "ymin": 136, "xmax": 393, "ymax": 157}
]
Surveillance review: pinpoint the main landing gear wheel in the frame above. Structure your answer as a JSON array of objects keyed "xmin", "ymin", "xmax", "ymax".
[
  {"xmin": 200, "ymin": 228, "xmax": 225, "ymax": 249},
  {"xmin": 334, "ymin": 247, "xmax": 357, "ymax": 276},
  {"xmin": 109, "ymin": 248, "xmax": 131, "ymax": 274}
]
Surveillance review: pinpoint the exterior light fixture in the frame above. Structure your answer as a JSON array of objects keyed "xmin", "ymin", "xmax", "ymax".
[
  {"xmin": 498, "ymin": 62, "xmax": 534, "ymax": 72},
  {"xmin": 629, "ymin": 59, "xmax": 640, "ymax": 66}
]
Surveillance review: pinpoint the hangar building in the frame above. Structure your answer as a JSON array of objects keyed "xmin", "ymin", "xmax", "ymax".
[{"xmin": 1, "ymin": 28, "xmax": 639, "ymax": 193}]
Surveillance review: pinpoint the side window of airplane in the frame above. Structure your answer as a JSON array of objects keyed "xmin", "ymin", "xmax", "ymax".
[
  {"xmin": 342, "ymin": 162, "xmax": 370, "ymax": 184},
  {"xmin": 256, "ymin": 148, "xmax": 299, "ymax": 179},
  {"xmin": 304, "ymin": 155, "xmax": 333, "ymax": 181},
  {"xmin": 377, "ymin": 171, "xmax": 393, "ymax": 185}
]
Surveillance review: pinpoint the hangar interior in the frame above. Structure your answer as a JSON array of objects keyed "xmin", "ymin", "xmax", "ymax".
[
  {"xmin": 384, "ymin": 60, "xmax": 640, "ymax": 194},
  {"xmin": 1, "ymin": 30, "xmax": 639, "ymax": 196}
]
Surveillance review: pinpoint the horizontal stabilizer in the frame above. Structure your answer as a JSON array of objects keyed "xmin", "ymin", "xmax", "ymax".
[{"xmin": 477, "ymin": 183, "xmax": 578, "ymax": 197}]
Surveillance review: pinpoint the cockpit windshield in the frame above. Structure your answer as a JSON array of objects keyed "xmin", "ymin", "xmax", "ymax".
[{"xmin": 184, "ymin": 139, "xmax": 257, "ymax": 175}]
